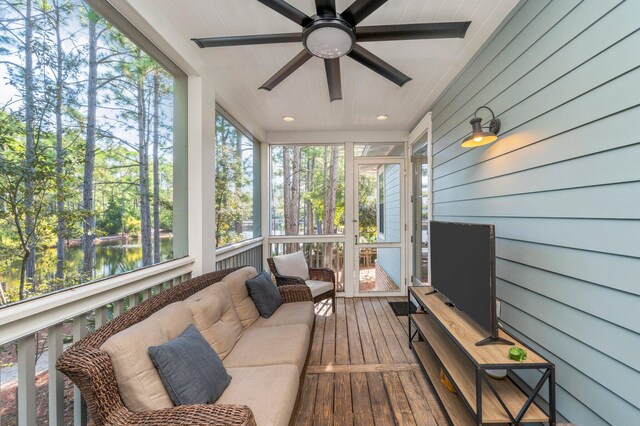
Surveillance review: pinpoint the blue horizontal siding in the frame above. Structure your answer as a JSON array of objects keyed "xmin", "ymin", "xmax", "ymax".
[
  {"xmin": 427, "ymin": 0, "xmax": 640, "ymax": 423},
  {"xmin": 377, "ymin": 164, "xmax": 401, "ymax": 285}
]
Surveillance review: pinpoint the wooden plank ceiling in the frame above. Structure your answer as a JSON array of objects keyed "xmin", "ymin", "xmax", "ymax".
[{"xmin": 152, "ymin": 0, "xmax": 519, "ymax": 132}]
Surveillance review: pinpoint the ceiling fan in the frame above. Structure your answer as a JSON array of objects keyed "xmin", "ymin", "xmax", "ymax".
[{"xmin": 192, "ymin": 0, "xmax": 471, "ymax": 102}]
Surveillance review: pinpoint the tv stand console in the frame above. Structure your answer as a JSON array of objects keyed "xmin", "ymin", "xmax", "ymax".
[{"xmin": 408, "ymin": 286, "xmax": 556, "ymax": 425}]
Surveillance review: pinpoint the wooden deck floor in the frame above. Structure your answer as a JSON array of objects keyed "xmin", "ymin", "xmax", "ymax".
[{"xmin": 293, "ymin": 297, "xmax": 448, "ymax": 426}]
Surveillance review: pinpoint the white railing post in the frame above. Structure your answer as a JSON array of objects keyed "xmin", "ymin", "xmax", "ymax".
[
  {"xmin": 17, "ymin": 334, "xmax": 36, "ymax": 426},
  {"xmin": 95, "ymin": 306, "xmax": 108, "ymax": 329},
  {"xmin": 113, "ymin": 298, "xmax": 125, "ymax": 317},
  {"xmin": 48, "ymin": 324, "xmax": 65, "ymax": 426},
  {"xmin": 0, "ymin": 257, "xmax": 195, "ymax": 424},
  {"xmin": 73, "ymin": 314, "xmax": 87, "ymax": 425},
  {"xmin": 129, "ymin": 293, "xmax": 138, "ymax": 309}
]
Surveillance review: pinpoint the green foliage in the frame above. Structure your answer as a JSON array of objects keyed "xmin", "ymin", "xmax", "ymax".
[
  {"xmin": 270, "ymin": 145, "xmax": 346, "ymax": 235},
  {"xmin": 215, "ymin": 113, "xmax": 254, "ymax": 247},
  {"xmin": 358, "ymin": 173, "xmax": 377, "ymax": 242},
  {"xmin": 96, "ymin": 198, "xmax": 124, "ymax": 236},
  {"xmin": 0, "ymin": 0, "xmax": 176, "ymax": 304}
]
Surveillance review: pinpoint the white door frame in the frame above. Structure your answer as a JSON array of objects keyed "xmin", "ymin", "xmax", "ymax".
[
  {"xmin": 407, "ymin": 112, "xmax": 433, "ymax": 287},
  {"xmin": 352, "ymin": 157, "xmax": 406, "ymax": 297}
]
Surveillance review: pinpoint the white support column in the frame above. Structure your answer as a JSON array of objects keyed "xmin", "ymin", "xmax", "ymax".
[
  {"xmin": 73, "ymin": 315, "xmax": 87, "ymax": 426},
  {"xmin": 17, "ymin": 334, "xmax": 36, "ymax": 426},
  {"xmin": 343, "ymin": 142, "xmax": 355, "ymax": 297},
  {"xmin": 172, "ymin": 76, "xmax": 189, "ymax": 260},
  {"xmin": 48, "ymin": 324, "xmax": 65, "ymax": 426},
  {"xmin": 188, "ymin": 76, "xmax": 216, "ymax": 276},
  {"xmin": 261, "ymin": 141, "xmax": 270, "ymax": 269}
]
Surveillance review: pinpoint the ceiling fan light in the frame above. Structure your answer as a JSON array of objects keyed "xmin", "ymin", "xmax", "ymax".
[{"xmin": 305, "ymin": 26, "xmax": 353, "ymax": 58}]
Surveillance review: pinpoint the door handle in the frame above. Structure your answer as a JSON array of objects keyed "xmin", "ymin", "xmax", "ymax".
[{"xmin": 355, "ymin": 235, "xmax": 358, "ymax": 245}]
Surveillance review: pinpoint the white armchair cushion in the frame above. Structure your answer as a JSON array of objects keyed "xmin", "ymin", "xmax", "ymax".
[
  {"xmin": 272, "ymin": 251, "xmax": 310, "ymax": 281},
  {"xmin": 305, "ymin": 280, "xmax": 333, "ymax": 297}
]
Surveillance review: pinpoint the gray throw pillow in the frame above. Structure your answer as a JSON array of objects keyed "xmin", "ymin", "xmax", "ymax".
[
  {"xmin": 148, "ymin": 324, "xmax": 231, "ymax": 406},
  {"xmin": 246, "ymin": 270, "xmax": 283, "ymax": 318}
]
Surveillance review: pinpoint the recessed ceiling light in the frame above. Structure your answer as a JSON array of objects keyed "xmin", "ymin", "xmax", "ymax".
[
  {"xmin": 376, "ymin": 114, "xmax": 389, "ymax": 121},
  {"xmin": 282, "ymin": 116, "xmax": 295, "ymax": 122}
]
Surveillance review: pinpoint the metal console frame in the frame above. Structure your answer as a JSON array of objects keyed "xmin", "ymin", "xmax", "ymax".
[{"xmin": 407, "ymin": 287, "xmax": 556, "ymax": 426}]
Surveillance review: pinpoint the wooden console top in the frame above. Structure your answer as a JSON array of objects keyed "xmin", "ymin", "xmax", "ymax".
[{"xmin": 409, "ymin": 286, "xmax": 549, "ymax": 367}]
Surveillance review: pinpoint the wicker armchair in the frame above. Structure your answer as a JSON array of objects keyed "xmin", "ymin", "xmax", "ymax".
[
  {"xmin": 56, "ymin": 267, "xmax": 313, "ymax": 426},
  {"xmin": 267, "ymin": 256, "xmax": 336, "ymax": 313}
]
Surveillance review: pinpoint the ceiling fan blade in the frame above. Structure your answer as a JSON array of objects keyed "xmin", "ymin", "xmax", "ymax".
[
  {"xmin": 356, "ymin": 22, "xmax": 471, "ymax": 42},
  {"xmin": 341, "ymin": 0, "xmax": 388, "ymax": 26},
  {"xmin": 260, "ymin": 50, "xmax": 313, "ymax": 91},
  {"xmin": 347, "ymin": 44, "xmax": 411, "ymax": 87},
  {"xmin": 192, "ymin": 33, "xmax": 302, "ymax": 48},
  {"xmin": 315, "ymin": 0, "xmax": 336, "ymax": 16},
  {"xmin": 257, "ymin": 0, "xmax": 313, "ymax": 27},
  {"xmin": 324, "ymin": 58, "xmax": 342, "ymax": 101}
]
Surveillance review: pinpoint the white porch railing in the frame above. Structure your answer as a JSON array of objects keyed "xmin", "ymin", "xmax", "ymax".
[
  {"xmin": 0, "ymin": 256, "xmax": 195, "ymax": 426},
  {"xmin": 215, "ymin": 237, "xmax": 264, "ymax": 271}
]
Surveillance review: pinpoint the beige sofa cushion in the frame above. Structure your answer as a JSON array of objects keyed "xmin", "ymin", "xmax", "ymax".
[
  {"xmin": 223, "ymin": 324, "xmax": 310, "ymax": 374},
  {"xmin": 221, "ymin": 267, "xmax": 260, "ymax": 328},
  {"xmin": 252, "ymin": 301, "xmax": 315, "ymax": 331},
  {"xmin": 186, "ymin": 283, "xmax": 243, "ymax": 359},
  {"xmin": 100, "ymin": 302, "xmax": 193, "ymax": 412},
  {"xmin": 219, "ymin": 365, "xmax": 299, "ymax": 426},
  {"xmin": 272, "ymin": 251, "xmax": 310, "ymax": 280}
]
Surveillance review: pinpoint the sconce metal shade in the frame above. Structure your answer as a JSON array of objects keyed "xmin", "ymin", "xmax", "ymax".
[{"xmin": 461, "ymin": 107, "xmax": 501, "ymax": 148}]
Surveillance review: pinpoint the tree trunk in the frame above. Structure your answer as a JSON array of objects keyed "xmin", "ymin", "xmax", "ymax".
[
  {"xmin": 54, "ymin": 0, "xmax": 65, "ymax": 283},
  {"xmin": 152, "ymin": 71, "xmax": 161, "ymax": 263},
  {"xmin": 19, "ymin": 250, "xmax": 29, "ymax": 301},
  {"xmin": 24, "ymin": 0, "xmax": 36, "ymax": 290},
  {"xmin": 305, "ymin": 154, "xmax": 314, "ymax": 235},
  {"xmin": 283, "ymin": 146, "xmax": 301, "ymax": 253},
  {"xmin": 138, "ymin": 69, "xmax": 152, "ymax": 267},
  {"xmin": 322, "ymin": 146, "xmax": 339, "ymax": 264},
  {"xmin": 82, "ymin": 15, "xmax": 98, "ymax": 279},
  {"xmin": 235, "ymin": 130, "xmax": 244, "ymax": 237}
]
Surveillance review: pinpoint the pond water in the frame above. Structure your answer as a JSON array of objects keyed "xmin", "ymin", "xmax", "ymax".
[{"xmin": 1, "ymin": 237, "xmax": 174, "ymax": 295}]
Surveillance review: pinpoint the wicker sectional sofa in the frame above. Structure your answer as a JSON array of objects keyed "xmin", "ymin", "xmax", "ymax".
[{"xmin": 57, "ymin": 266, "xmax": 315, "ymax": 426}]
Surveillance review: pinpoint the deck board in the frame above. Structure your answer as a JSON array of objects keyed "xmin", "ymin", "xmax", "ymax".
[
  {"xmin": 321, "ymin": 310, "xmax": 336, "ymax": 365},
  {"xmin": 354, "ymin": 299, "xmax": 379, "ymax": 364},
  {"xmin": 335, "ymin": 298, "xmax": 349, "ymax": 365},
  {"xmin": 294, "ymin": 297, "xmax": 447, "ymax": 425},
  {"xmin": 308, "ymin": 315, "xmax": 325, "ymax": 366},
  {"xmin": 345, "ymin": 298, "xmax": 365, "ymax": 364},
  {"xmin": 314, "ymin": 373, "xmax": 334, "ymax": 425},
  {"xmin": 362, "ymin": 299, "xmax": 394, "ymax": 364}
]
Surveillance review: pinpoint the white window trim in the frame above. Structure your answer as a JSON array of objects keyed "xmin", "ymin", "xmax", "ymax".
[
  {"xmin": 377, "ymin": 165, "xmax": 386, "ymax": 240},
  {"xmin": 407, "ymin": 112, "xmax": 433, "ymax": 287}
]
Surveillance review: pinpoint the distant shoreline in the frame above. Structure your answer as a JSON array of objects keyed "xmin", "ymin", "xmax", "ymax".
[{"xmin": 63, "ymin": 231, "xmax": 173, "ymax": 248}]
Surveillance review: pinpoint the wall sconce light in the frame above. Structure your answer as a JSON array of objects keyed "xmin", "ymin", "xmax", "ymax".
[{"xmin": 461, "ymin": 106, "xmax": 501, "ymax": 148}]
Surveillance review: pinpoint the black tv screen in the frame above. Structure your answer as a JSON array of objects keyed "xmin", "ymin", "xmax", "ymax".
[{"xmin": 430, "ymin": 221, "xmax": 496, "ymax": 336}]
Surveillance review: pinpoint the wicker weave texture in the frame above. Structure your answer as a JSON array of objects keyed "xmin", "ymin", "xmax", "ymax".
[
  {"xmin": 267, "ymin": 258, "xmax": 336, "ymax": 312},
  {"xmin": 278, "ymin": 284, "xmax": 313, "ymax": 303},
  {"xmin": 56, "ymin": 267, "xmax": 259, "ymax": 426}
]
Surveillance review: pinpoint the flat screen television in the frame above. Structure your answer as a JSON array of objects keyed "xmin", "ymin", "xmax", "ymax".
[{"xmin": 430, "ymin": 221, "xmax": 511, "ymax": 346}]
